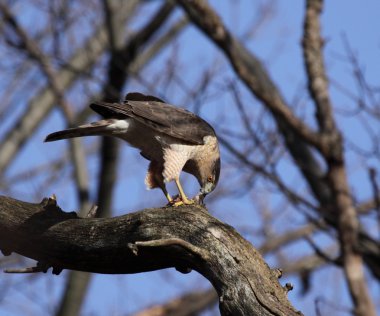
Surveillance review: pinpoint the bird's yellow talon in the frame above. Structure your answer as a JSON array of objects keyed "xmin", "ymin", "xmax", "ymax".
[
  {"xmin": 172, "ymin": 200, "xmax": 185, "ymax": 207},
  {"xmin": 167, "ymin": 195, "xmax": 182, "ymax": 207},
  {"xmin": 182, "ymin": 198, "xmax": 194, "ymax": 205},
  {"xmin": 167, "ymin": 195, "xmax": 194, "ymax": 207},
  {"xmin": 171, "ymin": 199, "xmax": 194, "ymax": 207}
]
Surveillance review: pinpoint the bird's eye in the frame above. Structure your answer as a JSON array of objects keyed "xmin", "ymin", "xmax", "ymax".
[{"xmin": 207, "ymin": 175, "xmax": 213, "ymax": 182}]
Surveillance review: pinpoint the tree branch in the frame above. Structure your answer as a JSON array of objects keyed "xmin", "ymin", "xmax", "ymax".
[
  {"xmin": 174, "ymin": 0, "xmax": 336, "ymax": 240},
  {"xmin": 0, "ymin": 2, "xmax": 92, "ymax": 213},
  {"xmin": 302, "ymin": 1, "xmax": 376, "ymax": 315},
  {"xmin": 177, "ymin": 0, "xmax": 380, "ymax": 311},
  {"xmin": 0, "ymin": 195, "xmax": 301, "ymax": 316},
  {"xmin": 302, "ymin": 0, "xmax": 335, "ymax": 134},
  {"xmin": 56, "ymin": 2, "xmax": 175, "ymax": 315},
  {"xmin": 0, "ymin": 3, "xmax": 135, "ymax": 177},
  {"xmin": 175, "ymin": 0, "xmax": 323, "ymax": 150},
  {"xmin": 133, "ymin": 288, "xmax": 217, "ymax": 316},
  {"xmin": 300, "ymin": 0, "xmax": 335, "ymax": 144}
]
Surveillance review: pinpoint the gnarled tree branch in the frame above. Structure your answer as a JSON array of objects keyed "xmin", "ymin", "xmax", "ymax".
[{"xmin": 0, "ymin": 195, "xmax": 301, "ymax": 316}]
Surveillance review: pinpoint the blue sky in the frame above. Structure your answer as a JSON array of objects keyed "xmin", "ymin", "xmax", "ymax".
[{"xmin": 1, "ymin": 1, "xmax": 379, "ymax": 315}]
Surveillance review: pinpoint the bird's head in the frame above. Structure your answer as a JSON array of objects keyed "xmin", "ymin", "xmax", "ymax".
[{"xmin": 199, "ymin": 157, "xmax": 220, "ymax": 197}]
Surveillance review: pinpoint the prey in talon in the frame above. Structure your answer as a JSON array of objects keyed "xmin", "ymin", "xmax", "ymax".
[{"xmin": 45, "ymin": 92, "xmax": 220, "ymax": 206}]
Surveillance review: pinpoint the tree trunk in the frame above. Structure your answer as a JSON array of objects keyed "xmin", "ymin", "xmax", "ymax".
[{"xmin": 0, "ymin": 196, "xmax": 301, "ymax": 316}]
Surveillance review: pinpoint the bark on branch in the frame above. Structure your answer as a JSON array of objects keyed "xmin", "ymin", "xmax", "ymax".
[{"xmin": 0, "ymin": 195, "xmax": 301, "ymax": 316}]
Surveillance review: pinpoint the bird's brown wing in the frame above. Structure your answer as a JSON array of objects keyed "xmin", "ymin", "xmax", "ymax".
[{"xmin": 90, "ymin": 98, "xmax": 215, "ymax": 145}]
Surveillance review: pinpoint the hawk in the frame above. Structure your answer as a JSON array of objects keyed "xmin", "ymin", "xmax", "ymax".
[{"xmin": 45, "ymin": 92, "xmax": 220, "ymax": 205}]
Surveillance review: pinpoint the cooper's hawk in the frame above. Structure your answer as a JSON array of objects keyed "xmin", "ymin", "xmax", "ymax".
[{"xmin": 45, "ymin": 92, "xmax": 220, "ymax": 205}]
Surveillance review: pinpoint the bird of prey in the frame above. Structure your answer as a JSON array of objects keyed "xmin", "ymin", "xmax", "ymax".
[{"xmin": 45, "ymin": 92, "xmax": 220, "ymax": 205}]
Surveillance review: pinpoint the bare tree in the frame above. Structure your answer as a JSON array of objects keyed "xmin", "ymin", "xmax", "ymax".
[{"xmin": 0, "ymin": 0, "xmax": 379, "ymax": 315}]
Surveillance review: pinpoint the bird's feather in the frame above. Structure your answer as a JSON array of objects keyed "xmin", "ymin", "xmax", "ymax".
[
  {"xmin": 44, "ymin": 120, "xmax": 113, "ymax": 142},
  {"xmin": 125, "ymin": 92, "xmax": 165, "ymax": 103},
  {"xmin": 90, "ymin": 93, "xmax": 215, "ymax": 145}
]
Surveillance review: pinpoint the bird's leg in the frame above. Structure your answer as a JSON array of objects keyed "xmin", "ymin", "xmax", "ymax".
[
  {"xmin": 146, "ymin": 161, "xmax": 175, "ymax": 205},
  {"xmin": 160, "ymin": 185, "xmax": 173, "ymax": 204},
  {"xmin": 175, "ymin": 178, "xmax": 194, "ymax": 205},
  {"xmin": 161, "ymin": 184, "xmax": 183, "ymax": 207}
]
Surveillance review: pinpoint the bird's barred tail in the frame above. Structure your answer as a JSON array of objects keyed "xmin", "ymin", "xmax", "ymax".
[{"xmin": 44, "ymin": 124, "xmax": 107, "ymax": 142}]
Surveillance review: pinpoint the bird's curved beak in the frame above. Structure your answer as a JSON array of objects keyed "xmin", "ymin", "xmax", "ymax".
[
  {"xmin": 200, "ymin": 181, "xmax": 215, "ymax": 195},
  {"xmin": 195, "ymin": 182, "xmax": 215, "ymax": 205},
  {"xmin": 195, "ymin": 192, "xmax": 205, "ymax": 205}
]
